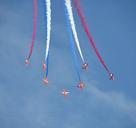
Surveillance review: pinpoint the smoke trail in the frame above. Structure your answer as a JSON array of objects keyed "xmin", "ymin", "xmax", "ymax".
[
  {"xmin": 45, "ymin": 0, "xmax": 51, "ymax": 62},
  {"xmin": 43, "ymin": 0, "xmax": 51, "ymax": 80},
  {"xmin": 45, "ymin": 54, "xmax": 49, "ymax": 77},
  {"xmin": 73, "ymin": 0, "xmax": 112, "ymax": 75},
  {"xmin": 64, "ymin": 0, "xmax": 81, "ymax": 82},
  {"xmin": 26, "ymin": 0, "xmax": 38, "ymax": 62},
  {"xmin": 65, "ymin": 0, "xmax": 85, "ymax": 63}
]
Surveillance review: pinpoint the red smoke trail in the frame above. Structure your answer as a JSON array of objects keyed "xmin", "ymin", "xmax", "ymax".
[
  {"xmin": 73, "ymin": 0, "xmax": 112, "ymax": 75},
  {"xmin": 26, "ymin": 0, "xmax": 38, "ymax": 63}
]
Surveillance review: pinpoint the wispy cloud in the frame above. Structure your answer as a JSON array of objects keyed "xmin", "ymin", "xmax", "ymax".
[{"xmin": 86, "ymin": 81, "xmax": 136, "ymax": 122}]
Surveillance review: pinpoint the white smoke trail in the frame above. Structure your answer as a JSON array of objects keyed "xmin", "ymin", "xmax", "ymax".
[
  {"xmin": 65, "ymin": 0, "xmax": 85, "ymax": 63},
  {"xmin": 45, "ymin": 0, "xmax": 51, "ymax": 61}
]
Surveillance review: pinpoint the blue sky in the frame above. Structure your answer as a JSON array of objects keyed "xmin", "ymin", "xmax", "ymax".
[{"xmin": 0, "ymin": 0, "xmax": 136, "ymax": 128}]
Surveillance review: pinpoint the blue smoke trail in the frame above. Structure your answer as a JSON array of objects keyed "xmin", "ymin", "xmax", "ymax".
[
  {"xmin": 64, "ymin": 1, "xmax": 81, "ymax": 82},
  {"xmin": 45, "ymin": 54, "xmax": 49, "ymax": 78}
]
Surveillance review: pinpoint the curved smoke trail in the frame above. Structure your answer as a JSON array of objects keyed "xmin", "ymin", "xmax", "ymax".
[
  {"xmin": 65, "ymin": 0, "xmax": 81, "ymax": 82},
  {"xmin": 43, "ymin": 0, "xmax": 51, "ymax": 79},
  {"xmin": 26, "ymin": 0, "xmax": 38, "ymax": 61},
  {"xmin": 65, "ymin": 0, "xmax": 85, "ymax": 63},
  {"xmin": 73, "ymin": 0, "xmax": 112, "ymax": 75},
  {"xmin": 45, "ymin": 0, "xmax": 51, "ymax": 62}
]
